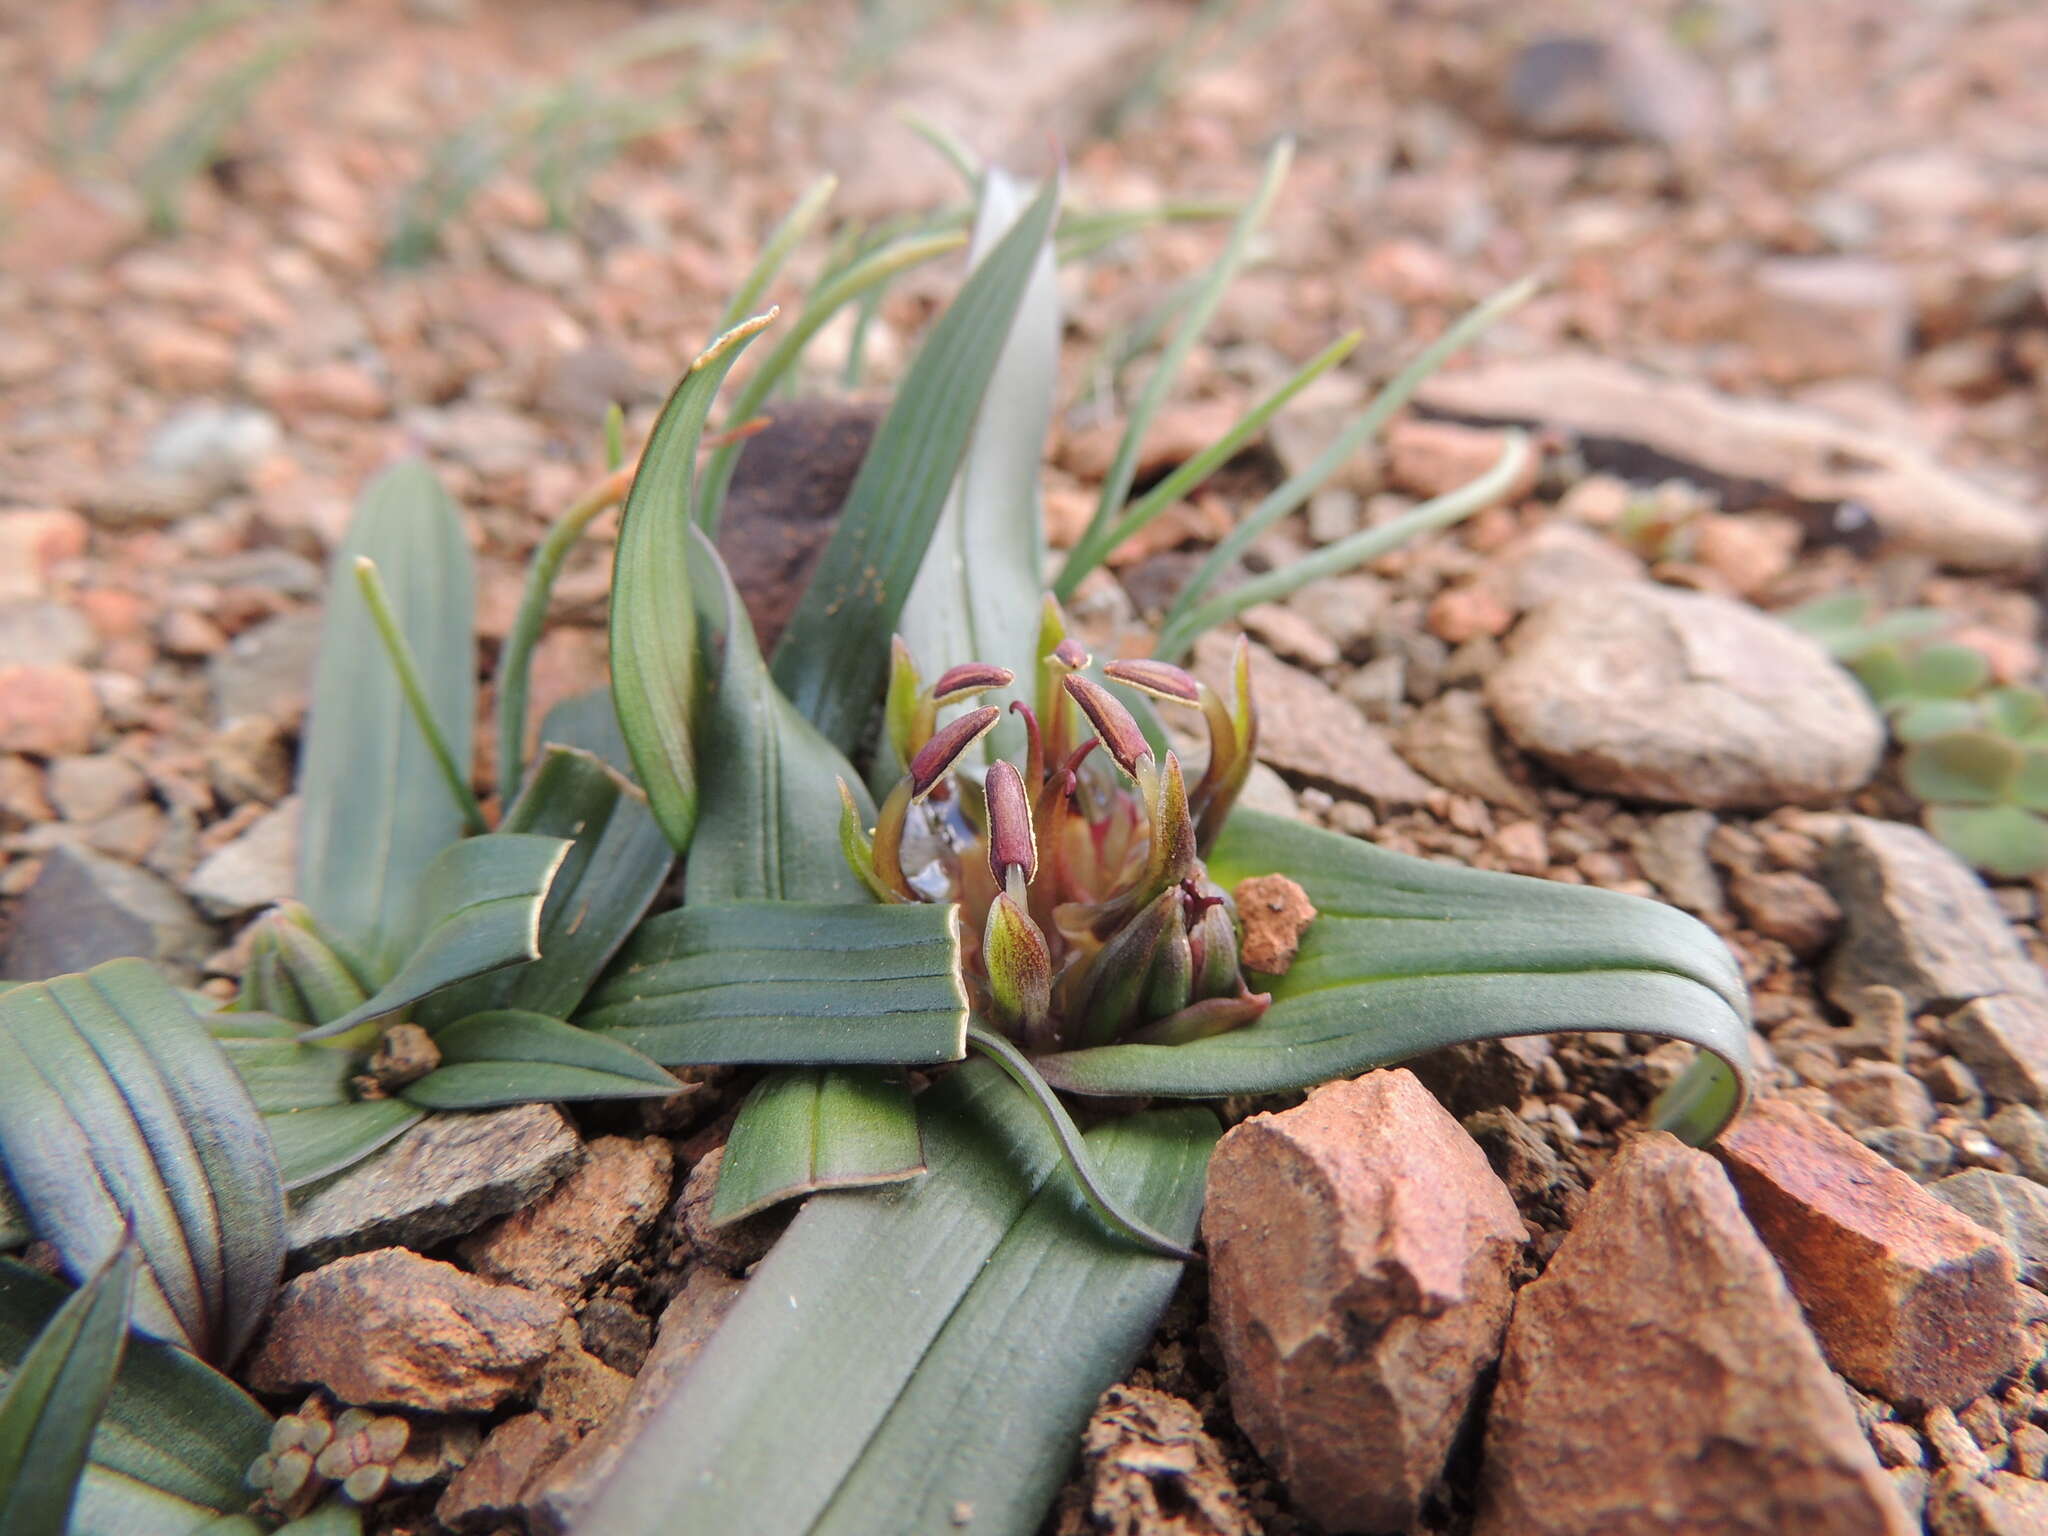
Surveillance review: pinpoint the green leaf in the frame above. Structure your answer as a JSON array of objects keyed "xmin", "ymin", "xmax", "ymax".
[
  {"xmin": 2017, "ymin": 748, "xmax": 2048, "ymax": 812},
  {"xmin": 301, "ymin": 833, "xmax": 570, "ymax": 1041},
  {"xmin": 1988, "ymin": 686, "xmax": 2048, "ymax": 743},
  {"xmin": 710, "ymin": 1068, "xmax": 924, "ymax": 1223},
  {"xmin": 684, "ymin": 530, "xmax": 875, "ymax": 905},
  {"xmin": 216, "ymin": 1030, "xmax": 355, "ymax": 1112},
  {"xmin": 299, "ymin": 462, "xmax": 476, "ymax": 980},
  {"xmin": 0, "ymin": 1259, "xmax": 270, "ymax": 1534},
  {"xmin": 898, "ymin": 168, "xmax": 1061, "ymax": 765},
  {"xmin": 0, "ymin": 960, "xmax": 285, "ymax": 1362},
  {"xmin": 401, "ymin": 1010, "xmax": 677, "ymax": 1109},
  {"xmin": 1894, "ymin": 698, "xmax": 1983, "ymax": 743},
  {"xmin": 1927, "ymin": 803, "xmax": 2048, "ymax": 880},
  {"xmin": 1908, "ymin": 642, "xmax": 1993, "ymax": 701},
  {"xmin": 1851, "ymin": 645, "xmax": 1912, "ymax": 705},
  {"xmin": 579, "ymin": 901, "xmax": 968, "ymax": 1066},
  {"xmin": 575, "ymin": 1063, "xmax": 1216, "ymax": 1536},
  {"xmin": 770, "ymin": 177, "xmax": 1062, "ymax": 750},
  {"xmin": 1902, "ymin": 731, "xmax": 2018, "ymax": 807},
  {"xmin": 264, "ymin": 1101, "xmax": 424, "ymax": 1191},
  {"xmin": 420, "ymin": 749, "xmax": 671, "ymax": 1026},
  {"xmin": 0, "ymin": 1244, "xmax": 135, "ymax": 1536},
  {"xmin": 612, "ymin": 314, "xmax": 778, "ymax": 852},
  {"xmin": 1036, "ymin": 810, "xmax": 1754, "ymax": 1143}
]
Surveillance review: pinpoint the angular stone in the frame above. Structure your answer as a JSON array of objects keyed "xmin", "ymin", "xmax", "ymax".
[
  {"xmin": 1714, "ymin": 1099, "xmax": 2020, "ymax": 1407},
  {"xmin": 1928, "ymin": 1471, "xmax": 2048, "ymax": 1535},
  {"xmin": 2, "ymin": 843, "xmax": 214, "ymax": 982},
  {"xmin": 535, "ymin": 1342, "xmax": 631, "ymax": 1433},
  {"xmin": 1630, "ymin": 808, "xmax": 1725, "ymax": 915},
  {"xmin": 1396, "ymin": 688, "xmax": 1539, "ymax": 813},
  {"xmin": 0, "ymin": 665, "xmax": 101, "ymax": 757},
  {"xmin": 1203, "ymin": 1069, "xmax": 1523, "ymax": 1532},
  {"xmin": 46, "ymin": 753, "xmax": 147, "ymax": 823},
  {"xmin": 1987, "ymin": 1103, "xmax": 2048, "ymax": 1185},
  {"xmin": 1504, "ymin": 25, "xmax": 1722, "ymax": 150},
  {"xmin": 436, "ymin": 1412, "xmax": 576, "ymax": 1533},
  {"xmin": 1193, "ymin": 633, "xmax": 1436, "ymax": 810},
  {"xmin": 1930, "ymin": 1171, "xmax": 2048, "ymax": 1288},
  {"xmin": 1408, "ymin": 1036, "xmax": 1554, "ymax": 1119},
  {"xmin": 1729, "ymin": 869, "xmax": 1841, "ymax": 956},
  {"xmin": 209, "ymin": 610, "xmax": 323, "ymax": 727},
  {"xmin": 288, "ymin": 1104, "xmax": 584, "ymax": 1267},
  {"xmin": 1491, "ymin": 521, "xmax": 1645, "ymax": 612},
  {"xmin": 249, "ymin": 1249, "xmax": 567, "ymax": 1412},
  {"xmin": 1822, "ymin": 818, "xmax": 2047, "ymax": 1014},
  {"xmin": 1231, "ymin": 874, "xmax": 1317, "ymax": 976},
  {"xmin": 1828, "ymin": 1061, "xmax": 1937, "ymax": 1133},
  {"xmin": 1486, "ymin": 584, "xmax": 1883, "ymax": 809},
  {"xmin": 184, "ymin": 797, "xmax": 299, "ymax": 917},
  {"xmin": 461, "ymin": 1135, "xmax": 673, "ymax": 1297},
  {"xmin": 523, "ymin": 1267, "xmax": 746, "ymax": 1535},
  {"xmin": 0, "ymin": 602, "xmax": 97, "ymax": 669},
  {"xmin": 1948, "ymin": 995, "xmax": 2048, "ymax": 1107},
  {"xmin": 1746, "ymin": 257, "xmax": 1913, "ymax": 384},
  {"xmin": 1475, "ymin": 1133, "xmax": 1912, "ymax": 1536},
  {"xmin": 1054, "ymin": 1385, "xmax": 1254, "ymax": 1536},
  {"xmin": 666, "ymin": 1145, "xmax": 784, "ymax": 1276}
]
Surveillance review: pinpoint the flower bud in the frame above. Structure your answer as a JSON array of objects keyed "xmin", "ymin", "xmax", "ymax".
[
  {"xmin": 984, "ymin": 759, "xmax": 1037, "ymax": 886},
  {"xmin": 1188, "ymin": 894, "xmax": 1242, "ymax": 1001},
  {"xmin": 1127, "ymin": 990, "xmax": 1271, "ymax": 1046},
  {"xmin": 984, "ymin": 890, "xmax": 1053, "ymax": 1048},
  {"xmin": 1146, "ymin": 922, "xmax": 1194, "ymax": 1018},
  {"xmin": 1074, "ymin": 886, "xmax": 1183, "ymax": 1047},
  {"xmin": 930, "ymin": 663, "xmax": 1015, "ymax": 704},
  {"xmin": 1063, "ymin": 675, "xmax": 1152, "ymax": 779},
  {"xmin": 908, "ymin": 706, "xmax": 1001, "ymax": 798},
  {"xmin": 836, "ymin": 778, "xmax": 901, "ymax": 903},
  {"xmin": 1103, "ymin": 658, "xmax": 1201, "ymax": 706}
]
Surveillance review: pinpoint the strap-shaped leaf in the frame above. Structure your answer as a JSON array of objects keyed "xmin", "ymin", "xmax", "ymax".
[
  {"xmin": 710, "ymin": 1069, "xmax": 923, "ymax": 1224},
  {"xmin": 895, "ymin": 168, "xmax": 1059, "ymax": 768},
  {"xmin": 770, "ymin": 177, "xmax": 1061, "ymax": 751},
  {"xmin": 0, "ymin": 960, "xmax": 285, "ymax": 1361},
  {"xmin": 579, "ymin": 902, "xmax": 968, "ymax": 1066},
  {"xmin": 300, "ymin": 833, "xmax": 570, "ymax": 1041},
  {"xmin": 418, "ymin": 749, "xmax": 672, "ymax": 1027},
  {"xmin": 576, "ymin": 1063, "xmax": 1217, "ymax": 1536},
  {"xmin": 0, "ymin": 1258, "xmax": 271, "ymax": 1533},
  {"xmin": 612, "ymin": 314, "xmax": 777, "ymax": 852},
  {"xmin": 1036, "ymin": 809, "xmax": 1754, "ymax": 1142},
  {"xmin": 299, "ymin": 461, "xmax": 476, "ymax": 980},
  {"xmin": 0, "ymin": 1244, "xmax": 135, "ymax": 1536},
  {"xmin": 401, "ymin": 1010, "xmax": 677, "ymax": 1109},
  {"xmin": 265, "ymin": 1101, "xmax": 423, "ymax": 1191}
]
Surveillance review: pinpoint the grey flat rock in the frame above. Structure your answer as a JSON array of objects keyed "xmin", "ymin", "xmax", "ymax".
[{"xmin": 2, "ymin": 843, "xmax": 214, "ymax": 982}]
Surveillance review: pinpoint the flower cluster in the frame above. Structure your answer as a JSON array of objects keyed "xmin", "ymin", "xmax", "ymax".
[{"xmin": 839, "ymin": 600, "xmax": 1269, "ymax": 1055}]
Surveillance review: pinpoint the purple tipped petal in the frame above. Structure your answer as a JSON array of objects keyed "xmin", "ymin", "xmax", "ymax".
[
  {"xmin": 908, "ymin": 706, "xmax": 1000, "ymax": 798},
  {"xmin": 930, "ymin": 663, "xmax": 1016, "ymax": 704},
  {"xmin": 1103, "ymin": 658, "xmax": 1201, "ymax": 705},
  {"xmin": 1063, "ymin": 675, "xmax": 1151, "ymax": 778},
  {"xmin": 984, "ymin": 759, "xmax": 1038, "ymax": 885},
  {"xmin": 1053, "ymin": 637, "xmax": 1091, "ymax": 671}
]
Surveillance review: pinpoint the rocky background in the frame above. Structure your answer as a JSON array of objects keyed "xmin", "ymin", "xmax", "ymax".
[{"xmin": 5, "ymin": 0, "xmax": 2048, "ymax": 1532}]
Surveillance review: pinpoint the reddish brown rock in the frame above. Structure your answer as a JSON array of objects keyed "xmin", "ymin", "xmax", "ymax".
[
  {"xmin": 248, "ymin": 1249, "xmax": 568, "ymax": 1413},
  {"xmin": 1947, "ymin": 994, "xmax": 2048, "ymax": 1107},
  {"xmin": 1231, "ymin": 874, "xmax": 1317, "ymax": 977},
  {"xmin": 1714, "ymin": 1099, "xmax": 2020, "ymax": 1407},
  {"xmin": 1927, "ymin": 1470, "xmax": 2048, "ymax": 1535},
  {"xmin": 535, "ymin": 1341, "xmax": 632, "ymax": 1433},
  {"xmin": 1053, "ymin": 1385, "xmax": 1254, "ymax": 1536},
  {"xmin": 1203, "ymin": 1069, "xmax": 1523, "ymax": 1533},
  {"xmin": 0, "ymin": 665, "xmax": 101, "ymax": 757},
  {"xmin": 1729, "ymin": 868, "xmax": 1841, "ymax": 956},
  {"xmin": 1475, "ymin": 1133, "xmax": 1913, "ymax": 1536},
  {"xmin": 1385, "ymin": 417, "xmax": 1539, "ymax": 501},
  {"xmin": 436, "ymin": 1413, "xmax": 575, "ymax": 1534},
  {"xmin": 461, "ymin": 1135, "xmax": 673, "ymax": 1297}
]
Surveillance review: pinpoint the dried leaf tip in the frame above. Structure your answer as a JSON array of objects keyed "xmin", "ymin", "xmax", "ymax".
[
  {"xmin": 930, "ymin": 663, "xmax": 1016, "ymax": 703},
  {"xmin": 1103, "ymin": 658, "xmax": 1201, "ymax": 705},
  {"xmin": 984, "ymin": 759, "xmax": 1037, "ymax": 886},
  {"xmin": 689, "ymin": 308, "xmax": 778, "ymax": 371},
  {"xmin": 1064, "ymin": 675, "xmax": 1151, "ymax": 778},
  {"xmin": 908, "ymin": 706, "xmax": 1000, "ymax": 797}
]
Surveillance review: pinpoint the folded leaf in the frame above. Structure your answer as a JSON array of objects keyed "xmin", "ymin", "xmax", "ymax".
[
  {"xmin": 710, "ymin": 1069, "xmax": 923, "ymax": 1224},
  {"xmin": 612, "ymin": 314, "xmax": 778, "ymax": 852},
  {"xmin": 265, "ymin": 1101, "xmax": 423, "ymax": 1191},
  {"xmin": 419, "ymin": 749, "xmax": 672, "ymax": 1026},
  {"xmin": 302, "ymin": 833, "xmax": 571, "ymax": 1041},
  {"xmin": 1036, "ymin": 810, "xmax": 1754, "ymax": 1143},
  {"xmin": 579, "ymin": 902, "xmax": 968, "ymax": 1066},
  {"xmin": 299, "ymin": 461, "xmax": 476, "ymax": 980},
  {"xmin": 401, "ymin": 1010, "xmax": 678, "ymax": 1109},
  {"xmin": 577, "ymin": 1063, "xmax": 1215, "ymax": 1536},
  {"xmin": 0, "ymin": 1259, "xmax": 270, "ymax": 1534},
  {"xmin": 771, "ymin": 177, "xmax": 1061, "ymax": 750},
  {"xmin": 0, "ymin": 961, "xmax": 285, "ymax": 1361},
  {"xmin": 0, "ymin": 1244, "xmax": 135, "ymax": 1536}
]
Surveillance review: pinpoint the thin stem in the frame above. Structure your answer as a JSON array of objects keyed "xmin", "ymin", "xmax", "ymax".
[
  {"xmin": 602, "ymin": 402, "xmax": 626, "ymax": 470},
  {"xmin": 353, "ymin": 557, "xmax": 488, "ymax": 835},
  {"xmin": 899, "ymin": 108, "xmax": 981, "ymax": 190},
  {"xmin": 716, "ymin": 172, "xmax": 837, "ymax": 334},
  {"xmin": 964, "ymin": 1022, "xmax": 1201, "ymax": 1264},
  {"xmin": 494, "ymin": 462, "xmax": 637, "ymax": 803},
  {"xmin": 1160, "ymin": 273, "xmax": 1540, "ymax": 642},
  {"xmin": 1155, "ymin": 432, "xmax": 1532, "ymax": 660}
]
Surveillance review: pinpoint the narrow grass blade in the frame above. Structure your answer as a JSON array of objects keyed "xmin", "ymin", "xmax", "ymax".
[
  {"xmin": 711, "ymin": 1068, "xmax": 924, "ymax": 1224},
  {"xmin": 899, "ymin": 169, "xmax": 1061, "ymax": 767},
  {"xmin": 1056, "ymin": 140, "xmax": 1291, "ymax": 594},
  {"xmin": 612, "ymin": 314, "xmax": 777, "ymax": 852},
  {"xmin": 300, "ymin": 834, "xmax": 570, "ymax": 1042},
  {"xmin": 0, "ymin": 960, "xmax": 285, "ymax": 1362},
  {"xmin": 138, "ymin": 31, "xmax": 306, "ymax": 233},
  {"xmin": 353, "ymin": 558, "xmax": 486, "ymax": 834},
  {"xmin": 300, "ymin": 462, "xmax": 476, "ymax": 981},
  {"xmin": 718, "ymin": 174, "xmax": 837, "ymax": 332},
  {"xmin": 1036, "ymin": 809, "xmax": 1753, "ymax": 1142},
  {"xmin": 401, "ymin": 1010, "xmax": 677, "ymax": 1109},
  {"xmin": 423, "ymin": 748, "xmax": 672, "ymax": 1026},
  {"xmin": 264, "ymin": 1101, "xmax": 423, "ymax": 1191},
  {"xmin": 771, "ymin": 179, "xmax": 1061, "ymax": 749},
  {"xmin": 0, "ymin": 1243, "xmax": 135, "ymax": 1536},
  {"xmin": 578, "ymin": 901, "xmax": 968, "ymax": 1066}
]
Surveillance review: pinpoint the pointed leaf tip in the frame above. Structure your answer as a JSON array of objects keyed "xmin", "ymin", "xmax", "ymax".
[{"xmin": 1064, "ymin": 674, "xmax": 1151, "ymax": 777}]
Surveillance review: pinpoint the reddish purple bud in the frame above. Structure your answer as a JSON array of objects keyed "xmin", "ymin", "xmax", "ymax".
[
  {"xmin": 929, "ymin": 663, "xmax": 1015, "ymax": 704},
  {"xmin": 1103, "ymin": 658, "xmax": 1201, "ymax": 706},
  {"xmin": 1062, "ymin": 675, "xmax": 1151, "ymax": 778},
  {"xmin": 984, "ymin": 891, "xmax": 1053, "ymax": 1044},
  {"xmin": 1053, "ymin": 637, "xmax": 1090, "ymax": 670},
  {"xmin": 984, "ymin": 759, "xmax": 1037, "ymax": 885},
  {"xmin": 908, "ymin": 706, "xmax": 1000, "ymax": 798}
]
